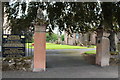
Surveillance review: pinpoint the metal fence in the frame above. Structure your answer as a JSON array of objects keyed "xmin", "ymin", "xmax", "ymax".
[{"xmin": 25, "ymin": 33, "xmax": 34, "ymax": 56}]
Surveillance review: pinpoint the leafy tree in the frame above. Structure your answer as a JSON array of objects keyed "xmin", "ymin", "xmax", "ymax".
[
  {"xmin": 4, "ymin": 1, "xmax": 120, "ymax": 51},
  {"xmin": 101, "ymin": 2, "xmax": 120, "ymax": 51},
  {"xmin": 46, "ymin": 33, "xmax": 58, "ymax": 42},
  {"xmin": 61, "ymin": 35, "xmax": 64, "ymax": 41}
]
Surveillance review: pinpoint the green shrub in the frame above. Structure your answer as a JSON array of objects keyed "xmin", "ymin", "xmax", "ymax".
[
  {"xmin": 46, "ymin": 33, "xmax": 58, "ymax": 42},
  {"xmin": 61, "ymin": 35, "xmax": 64, "ymax": 41}
]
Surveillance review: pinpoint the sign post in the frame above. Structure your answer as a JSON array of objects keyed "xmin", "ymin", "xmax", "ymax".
[{"xmin": 2, "ymin": 35, "xmax": 25, "ymax": 57}]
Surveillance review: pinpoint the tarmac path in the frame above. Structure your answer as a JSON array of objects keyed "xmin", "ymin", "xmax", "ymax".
[{"xmin": 2, "ymin": 49, "xmax": 118, "ymax": 78}]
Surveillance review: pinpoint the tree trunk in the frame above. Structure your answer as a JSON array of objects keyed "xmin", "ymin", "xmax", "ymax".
[
  {"xmin": 108, "ymin": 31, "xmax": 116, "ymax": 52},
  {"xmin": 101, "ymin": 3, "xmax": 115, "ymax": 52}
]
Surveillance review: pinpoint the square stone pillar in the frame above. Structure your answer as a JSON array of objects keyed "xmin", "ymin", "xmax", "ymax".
[
  {"xmin": 0, "ymin": 1, "xmax": 2, "ymax": 52},
  {"xmin": 117, "ymin": 32, "xmax": 120, "ymax": 53},
  {"xmin": 118, "ymin": 42, "xmax": 120, "ymax": 52},
  {"xmin": 33, "ymin": 24, "xmax": 46, "ymax": 72},
  {"xmin": 0, "ymin": 2, "xmax": 2, "ymax": 80},
  {"xmin": 96, "ymin": 29, "xmax": 110, "ymax": 67}
]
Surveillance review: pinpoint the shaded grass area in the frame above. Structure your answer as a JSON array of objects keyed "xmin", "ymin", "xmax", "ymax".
[
  {"xmin": 26, "ymin": 43, "xmax": 96, "ymax": 49},
  {"xmin": 84, "ymin": 50, "xmax": 96, "ymax": 54},
  {"xmin": 84, "ymin": 50, "xmax": 119, "ymax": 55}
]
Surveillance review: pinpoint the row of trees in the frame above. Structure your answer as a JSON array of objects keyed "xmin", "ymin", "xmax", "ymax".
[{"xmin": 3, "ymin": 1, "xmax": 120, "ymax": 52}]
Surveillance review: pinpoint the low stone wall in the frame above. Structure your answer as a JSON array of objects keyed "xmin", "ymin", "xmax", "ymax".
[
  {"xmin": 2, "ymin": 57, "xmax": 33, "ymax": 71},
  {"xmin": 82, "ymin": 53, "xmax": 119, "ymax": 66}
]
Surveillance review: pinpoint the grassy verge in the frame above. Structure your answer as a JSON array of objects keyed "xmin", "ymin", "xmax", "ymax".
[
  {"xmin": 84, "ymin": 50, "xmax": 96, "ymax": 54},
  {"xmin": 84, "ymin": 50, "xmax": 119, "ymax": 55},
  {"xmin": 26, "ymin": 43, "xmax": 96, "ymax": 49}
]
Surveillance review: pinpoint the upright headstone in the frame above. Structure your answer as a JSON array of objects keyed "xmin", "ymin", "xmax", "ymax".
[
  {"xmin": 64, "ymin": 31, "xmax": 68, "ymax": 44},
  {"xmin": 58, "ymin": 35, "xmax": 61, "ymax": 44},
  {"xmin": 78, "ymin": 33, "xmax": 83, "ymax": 45},
  {"xmin": 90, "ymin": 32, "xmax": 97, "ymax": 45},
  {"xmin": 33, "ymin": 7, "xmax": 46, "ymax": 72},
  {"xmin": 96, "ymin": 28, "xmax": 110, "ymax": 67}
]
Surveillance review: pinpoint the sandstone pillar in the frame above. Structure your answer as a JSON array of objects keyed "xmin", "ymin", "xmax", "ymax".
[
  {"xmin": 33, "ymin": 7, "xmax": 46, "ymax": 72},
  {"xmin": 0, "ymin": 1, "xmax": 2, "ymax": 53},
  {"xmin": 33, "ymin": 24, "xmax": 46, "ymax": 72},
  {"xmin": 0, "ymin": 1, "xmax": 2, "ymax": 80},
  {"xmin": 96, "ymin": 29, "xmax": 110, "ymax": 67}
]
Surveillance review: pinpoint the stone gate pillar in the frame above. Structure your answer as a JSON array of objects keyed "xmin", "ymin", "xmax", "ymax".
[
  {"xmin": 96, "ymin": 28, "xmax": 110, "ymax": 67},
  {"xmin": 0, "ymin": 2, "xmax": 3, "ymax": 79},
  {"xmin": 33, "ymin": 7, "xmax": 46, "ymax": 72},
  {"xmin": 117, "ymin": 32, "xmax": 120, "ymax": 53},
  {"xmin": 0, "ymin": 1, "xmax": 2, "ymax": 53},
  {"xmin": 33, "ymin": 24, "xmax": 46, "ymax": 72}
]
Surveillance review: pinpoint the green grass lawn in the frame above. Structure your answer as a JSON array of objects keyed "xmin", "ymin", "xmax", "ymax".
[
  {"xmin": 84, "ymin": 50, "xmax": 119, "ymax": 55},
  {"xmin": 26, "ymin": 43, "xmax": 96, "ymax": 49},
  {"xmin": 84, "ymin": 50, "xmax": 96, "ymax": 54}
]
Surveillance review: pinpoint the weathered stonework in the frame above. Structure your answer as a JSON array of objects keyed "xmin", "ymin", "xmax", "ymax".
[
  {"xmin": 33, "ymin": 7, "xmax": 46, "ymax": 72},
  {"xmin": 117, "ymin": 32, "xmax": 120, "ymax": 51},
  {"xmin": 33, "ymin": 31, "xmax": 46, "ymax": 72},
  {"xmin": 96, "ymin": 30, "xmax": 110, "ymax": 67},
  {"xmin": 2, "ymin": 57, "xmax": 33, "ymax": 71},
  {"xmin": 0, "ymin": 1, "xmax": 2, "ymax": 52},
  {"xmin": 64, "ymin": 32, "xmax": 76, "ymax": 45},
  {"xmin": 0, "ymin": 3, "xmax": 2, "ymax": 79},
  {"xmin": 90, "ymin": 32, "xmax": 97, "ymax": 45},
  {"xmin": 64, "ymin": 32, "xmax": 97, "ymax": 46}
]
